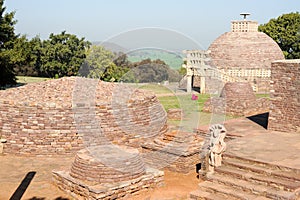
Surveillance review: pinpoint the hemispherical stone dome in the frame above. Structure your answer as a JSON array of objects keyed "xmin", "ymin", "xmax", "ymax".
[
  {"xmin": 208, "ymin": 32, "xmax": 284, "ymax": 70},
  {"xmin": 220, "ymin": 82, "xmax": 256, "ymax": 100}
]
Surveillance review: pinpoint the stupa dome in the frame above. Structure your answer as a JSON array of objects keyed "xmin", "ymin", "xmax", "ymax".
[{"xmin": 208, "ymin": 19, "xmax": 284, "ymax": 70}]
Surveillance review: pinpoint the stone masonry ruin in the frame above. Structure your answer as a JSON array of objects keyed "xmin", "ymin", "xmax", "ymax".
[
  {"xmin": 0, "ymin": 77, "xmax": 168, "ymax": 155},
  {"xmin": 203, "ymin": 82, "xmax": 269, "ymax": 116},
  {"xmin": 53, "ymin": 145, "xmax": 164, "ymax": 199},
  {"xmin": 142, "ymin": 130, "xmax": 204, "ymax": 174},
  {"xmin": 0, "ymin": 76, "xmax": 206, "ymax": 199},
  {"xmin": 268, "ymin": 59, "xmax": 300, "ymax": 133}
]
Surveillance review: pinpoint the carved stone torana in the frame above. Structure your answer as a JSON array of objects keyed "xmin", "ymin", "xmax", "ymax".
[{"xmin": 208, "ymin": 124, "xmax": 227, "ymax": 173}]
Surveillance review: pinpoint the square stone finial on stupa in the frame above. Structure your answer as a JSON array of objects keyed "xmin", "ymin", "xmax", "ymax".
[{"xmin": 231, "ymin": 13, "xmax": 258, "ymax": 32}]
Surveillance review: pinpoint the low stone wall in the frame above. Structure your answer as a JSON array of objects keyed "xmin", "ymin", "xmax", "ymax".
[
  {"xmin": 53, "ymin": 167, "xmax": 164, "ymax": 200},
  {"xmin": 142, "ymin": 147, "xmax": 200, "ymax": 174},
  {"xmin": 268, "ymin": 60, "xmax": 300, "ymax": 133},
  {"xmin": 0, "ymin": 77, "xmax": 168, "ymax": 155},
  {"xmin": 203, "ymin": 97, "xmax": 269, "ymax": 117},
  {"xmin": 141, "ymin": 131, "xmax": 204, "ymax": 173}
]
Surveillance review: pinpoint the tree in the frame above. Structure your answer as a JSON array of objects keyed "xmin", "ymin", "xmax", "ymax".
[
  {"xmin": 177, "ymin": 67, "xmax": 186, "ymax": 76},
  {"xmin": 0, "ymin": 0, "xmax": 17, "ymax": 86},
  {"xmin": 12, "ymin": 36, "xmax": 41, "ymax": 76},
  {"xmin": 128, "ymin": 59, "xmax": 181, "ymax": 83},
  {"xmin": 83, "ymin": 46, "xmax": 130, "ymax": 81},
  {"xmin": 259, "ymin": 12, "xmax": 300, "ymax": 59},
  {"xmin": 40, "ymin": 31, "xmax": 90, "ymax": 78}
]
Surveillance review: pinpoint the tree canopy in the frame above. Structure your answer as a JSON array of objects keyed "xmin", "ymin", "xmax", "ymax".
[
  {"xmin": 259, "ymin": 12, "xmax": 300, "ymax": 59},
  {"xmin": 40, "ymin": 31, "xmax": 90, "ymax": 78},
  {"xmin": 124, "ymin": 59, "xmax": 181, "ymax": 83},
  {"xmin": 0, "ymin": 0, "xmax": 17, "ymax": 86},
  {"xmin": 82, "ymin": 46, "xmax": 130, "ymax": 81}
]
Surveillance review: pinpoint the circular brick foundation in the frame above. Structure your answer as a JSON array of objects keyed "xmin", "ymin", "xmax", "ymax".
[
  {"xmin": 0, "ymin": 77, "xmax": 168, "ymax": 155},
  {"xmin": 70, "ymin": 146, "xmax": 146, "ymax": 183},
  {"xmin": 220, "ymin": 82, "xmax": 256, "ymax": 100}
]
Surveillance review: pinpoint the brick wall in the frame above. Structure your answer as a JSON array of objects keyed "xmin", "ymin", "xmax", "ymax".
[
  {"xmin": 268, "ymin": 60, "xmax": 300, "ymax": 133},
  {"xmin": 0, "ymin": 77, "xmax": 168, "ymax": 155},
  {"xmin": 203, "ymin": 82, "xmax": 269, "ymax": 116}
]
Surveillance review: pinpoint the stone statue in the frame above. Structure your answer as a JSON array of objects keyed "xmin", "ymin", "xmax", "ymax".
[
  {"xmin": 199, "ymin": 124, "xmax": 227, "ymax": 177},
  {"xmin": 208, "ymin": 124, "xmax": 227, "ymax": 173}
]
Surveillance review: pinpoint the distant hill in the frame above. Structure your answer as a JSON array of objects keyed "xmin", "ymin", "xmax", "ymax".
[
  {"xmin": 91, "ymin": 42, "xmax": 184, "ymax": 70},
  {"xmin": 92, "ymin": 41, "xmax": 128, "ymax": 53},
  {"xmin": 127, "ymin": 49, "xmax": 183, "ymax": 70}
]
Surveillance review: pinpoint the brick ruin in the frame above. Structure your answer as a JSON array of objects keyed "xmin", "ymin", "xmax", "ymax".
[
  {"xmin": 0, "ymin": 77, "xmax": 205, "ymax": 199},
  {"xmin": 203, "ymin": 82, "xmax": 269, "ymax": 116},
  {"xmin": 142, "ymin": 130, "xmax": 204, "ymax": 174},
  {"xmin": 268, "ymin": 59, "xmax": 300, "ymax": 133},
  {"xmin": 0, "ymin": 77, "xmax": 168, "ymax": 155},
  {"xmin": 53, "ymin": 145, "xmax": 164, "ymax": 199}
]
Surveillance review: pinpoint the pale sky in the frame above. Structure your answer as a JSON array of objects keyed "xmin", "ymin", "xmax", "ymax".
[{"xmin": 5, "ymin": 0, "xmax": 300, "ymax": 50}]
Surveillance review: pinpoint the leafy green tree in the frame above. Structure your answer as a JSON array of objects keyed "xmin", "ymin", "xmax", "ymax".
[
  {"xmin": 129, "ymin": 59, "xmax": 181, "ymax": 83},
  {"xmin": 259, "ymin": 12, "xmax": 300, "ymax": 59},
  {"xmin": 84, "ymin": 45, "xmax": 115, "ymax": 79},
  {"xmin": 83, "ymin": 46, "xmax": 130, "ymax": 81},
  {"xmin": 0, "ymin": 0, "xmax": 17, "ymax": 86},
  {"xmin": 40, "ymin": 31, "xmax": 90, "ymax": 77},
  {"xmin": 102, "ymin": 62, "xmax": 129, "ymax": 82},
  {"xmin": 177, "ymin": 67, "xmax": 187, "ymax": 76},
  {"xmin": 12, "ymin": 36, "xmax": 40, "ymax": 76},
  {"xmin": 113, "ymin": 52, "xmax": 130, "ymax": 68},
  {"xmin": 29, "ymin": 36, "xmax": 43, "ymax": 76}
]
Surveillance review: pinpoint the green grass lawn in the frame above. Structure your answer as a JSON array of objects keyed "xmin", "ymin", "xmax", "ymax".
[
  {"xmin": 138, "ymin": 84, "xmax": 174, "ymax": 95},
  {"xmin": 16, "ymin": 76, "xmax": 50, "ymax": 84},
  {"xmin": 256, "ymin": 93, "xmax": 270, "ymax": 98},
  {"xmin": 157, "ymin": 94, "xmax": 210, "ymax": 112},
  {"xmin": 156, "ymin": 93, "xmax": 235, "ymax": 127}
]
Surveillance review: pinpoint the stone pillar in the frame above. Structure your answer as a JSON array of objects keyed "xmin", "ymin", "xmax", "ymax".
[
  {"xmin": 0, "ymin": 138, "xmax": 7, "ymax": 154},
  {"xmin": 268, "ymin": 59, "xmax": 300, "ymax": 133},
  {"xmin": 200, "ymin": 76, "xmax": 206, "ymax": 94},
  {"xmin": 187, "ymin": 75, "xmax": 192, "ymax": 93}
]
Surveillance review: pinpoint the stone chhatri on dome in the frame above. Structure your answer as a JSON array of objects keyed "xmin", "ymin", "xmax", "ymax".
[{"xmin": 208, "ymin": 16, "xmax": 284, "ymax": 70}]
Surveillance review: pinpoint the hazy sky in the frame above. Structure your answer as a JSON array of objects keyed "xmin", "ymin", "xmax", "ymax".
[{"xmin": 4, "ymin": 0, "xmax": 300, "ymax": 49}]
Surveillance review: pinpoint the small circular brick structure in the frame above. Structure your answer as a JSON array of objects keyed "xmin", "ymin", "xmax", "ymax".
[
  {"xmin": 70, "ymin": 146, "xmax": 146, "ymax": 183},
  {"xmin": 220, "ymin": 82, "xmax": 256, "ymax": 100}
]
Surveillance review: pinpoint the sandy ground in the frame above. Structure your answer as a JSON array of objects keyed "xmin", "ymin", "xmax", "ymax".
[{"xmin": 0, "ymin": 155, "xmax": 202, "ymax": 200}]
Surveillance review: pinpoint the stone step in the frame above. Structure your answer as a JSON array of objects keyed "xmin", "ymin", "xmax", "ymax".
[
  {"xmin": 190, "ymin": 188, "xmax": 238, "ymax": 200},
  {"xmin": 222, "ymin": 156, "xmax": 300, "ymax": 182},
  {"xmin": 196, "ymin": 181, "xmax": 272, "ymax": 200},
  {"xmin": 215, "ymin": 165, "xmax": 300, "ymax": 192},
  {"xmin": 207, "ymin": 173, "xmax": 297, "ymax": 199},
  {"xmin": 224, "ymin": 154, "xmax": 300, "ymax": 175}
]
